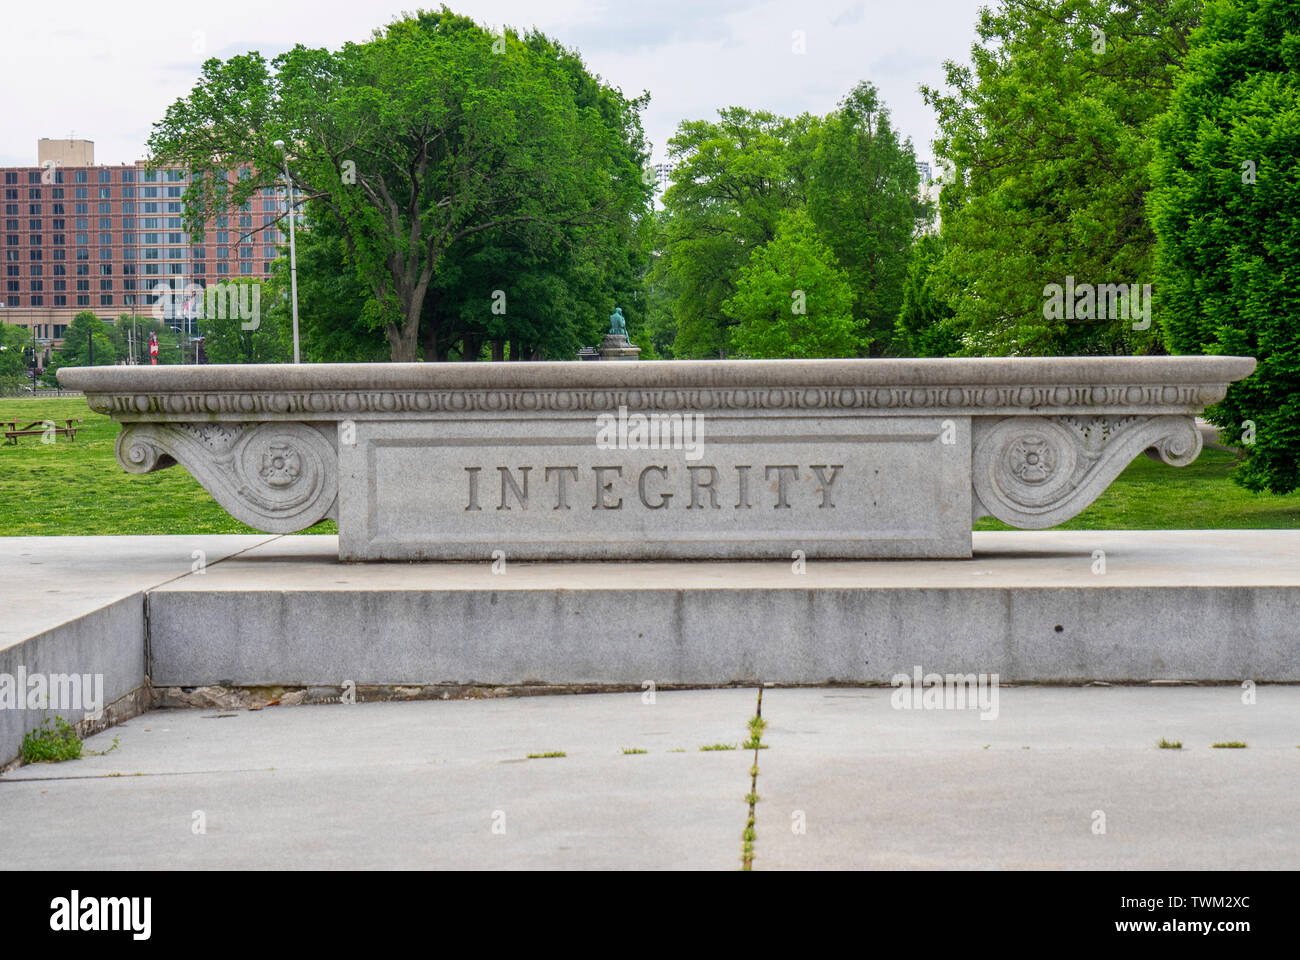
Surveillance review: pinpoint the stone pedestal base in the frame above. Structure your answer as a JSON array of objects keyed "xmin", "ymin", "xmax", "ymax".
[{"xmin": 601, "ymin": 334, "xmax": 640, "ymax": 360}]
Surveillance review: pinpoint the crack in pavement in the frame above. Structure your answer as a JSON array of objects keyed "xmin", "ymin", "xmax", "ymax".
[{"xmin": 741, "ymin": 686, "xmax": 763, "ymax": 870}]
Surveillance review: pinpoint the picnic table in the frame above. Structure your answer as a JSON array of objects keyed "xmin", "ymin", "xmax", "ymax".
[{"xmin": 3, "ymin": 418, "xmax": 83, "ymax": 444}]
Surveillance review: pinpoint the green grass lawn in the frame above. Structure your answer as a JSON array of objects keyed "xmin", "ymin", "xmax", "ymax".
[
  {"xmin": 1, "ymin": 395, "xmax": 1296, "ymax": 535},
  {"xmin": 0, "ymin": 396, "xmax": 336, "ymax": 536}
]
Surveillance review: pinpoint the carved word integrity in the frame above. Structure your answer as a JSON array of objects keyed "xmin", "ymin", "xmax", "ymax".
[
  {"xmin": 595, "ymin": 405, "xmax": 705, "ymax": 461},
  {"xmin": 465, "ymin": 464, "xmax": 845, "ymax": 511}
]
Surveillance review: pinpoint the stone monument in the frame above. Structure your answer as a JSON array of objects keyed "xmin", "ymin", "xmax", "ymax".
[
  {"xmin": 59, "ymin": 356, "xmax": 1255, "ymax": 562},
  {"xmin": 601, "ymin": 306, "xmax": 640, "ymax": 360}
]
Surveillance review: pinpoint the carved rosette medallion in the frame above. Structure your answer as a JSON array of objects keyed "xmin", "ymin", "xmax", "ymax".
[
  {"xmin": 115, "ymin": 421, "xmax": 337, "ymax": 532},
  {"xmin": 973, "ymin": 415, "xmax": 1202, "ymax": 528}
]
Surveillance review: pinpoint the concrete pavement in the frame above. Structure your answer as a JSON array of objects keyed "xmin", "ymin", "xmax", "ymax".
[{"xmin": 2, "ymin": 686, "xmax": 1296, "ymax": 870}]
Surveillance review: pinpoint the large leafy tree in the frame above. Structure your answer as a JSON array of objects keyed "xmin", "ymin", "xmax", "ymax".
[
  {"xmin": 924, "ymin": 0, "xmax": 1201, "ymax": 355},
  {"xmin": 658, "ymin": 109, "xmax": 816, "ymax": 357},
  {"xmin": 807, "ymin": 82, "xmax": 927, "ymax": 354},
  {"xmin": 895, "ymin": 233, "xmax": 962, "ymax": 357},
  {"xmin": 197, "ymin": 279, "xmax": 293, "ymax": 364},
  {"xmin": 724, "ymin": 210, "xmax": 860, "ymax": 359},
  {"xmin": 148, "ymin": 7, "xmax": 649, "ymax": 361},
  {"xmin": 0, "ymin": 322, "xmax": 32, "ymax": 390},
  {"xmin": 1150, "ymin": 0, "xmax": 1300, "ymax": 494},
  {"xmin": 50, "ymin": 312, "xmax": 116, "ymax": 368}
]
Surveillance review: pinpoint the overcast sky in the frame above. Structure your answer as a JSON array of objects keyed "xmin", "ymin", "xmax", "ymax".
[{"xmin": 1, "ymin": 0, "xmax": 986, "ymax": 169}]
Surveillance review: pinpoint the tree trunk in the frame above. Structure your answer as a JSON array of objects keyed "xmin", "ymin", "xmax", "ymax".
[{"xmin": 491, "ymin": 339, "xmax": 504, "ymax": 362}]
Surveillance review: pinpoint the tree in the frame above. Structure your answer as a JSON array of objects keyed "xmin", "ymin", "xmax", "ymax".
[
  {"xmin": 148, "ymin": 8, "xmax": 649, "ymax": 362},
  {"xmin": 0, "ymin": 322, "xmax": 31, "ymax": 391},
  {"xmin": 924, "ymin": 0, "xmax": 1201, "ymax": 355},
  {"xmin": 896, "ymin": 234, "xmax": 962, "ymax": 357},
  {"xmin": 659, "ymin": 109, "xmax": 816, "ymax": 357},
  {"xmin": 196, "ymin": 279, "xmax": 293, "ymax": 364},
  {"xmin": 280, "ymin": 219, "xmax": 388, "ymax": 362},
  {"xmin": 1149, "ymin": 0, "xmax": 1300, "ymax": 494},
  {"xmin": 724, "ymin": 210, "xmax": 860, "ymax": 359},
  {"xmin": 50, "ymin": 312, "xmax": 117, "ymax": 368},
  {"xmin": 807, "ymin": 82, "xmax": 928, "ymax": 354}
]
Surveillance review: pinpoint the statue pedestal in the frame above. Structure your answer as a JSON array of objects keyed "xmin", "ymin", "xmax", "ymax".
[{"xmin": 601, "ymin": 334, "xmax": 640, "ymax": 360}]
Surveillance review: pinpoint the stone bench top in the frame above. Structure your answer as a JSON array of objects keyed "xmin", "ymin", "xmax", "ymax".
[{"xmin": 59, "ymin": 356, "xmax": 1255, "ymax": 393}]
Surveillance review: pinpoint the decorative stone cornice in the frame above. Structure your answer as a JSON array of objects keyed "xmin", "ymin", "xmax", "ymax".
[
  {"xmin": 59, "ymin": 357, "xmax": 1256, "ymax": 559},
  {"xmin": 60, "ymin": 357, "xmax": 1254, "ymax": 420}
]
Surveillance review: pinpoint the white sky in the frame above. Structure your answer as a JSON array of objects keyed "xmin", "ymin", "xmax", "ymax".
[{"xmin": 0, "ymin": 0, "xmax": 986, "ymax": 169}]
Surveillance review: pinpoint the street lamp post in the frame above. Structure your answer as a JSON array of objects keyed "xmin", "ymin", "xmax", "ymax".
[{"xmin": 272, "ymin": 140, "xmax": 301, "ymax": 364}]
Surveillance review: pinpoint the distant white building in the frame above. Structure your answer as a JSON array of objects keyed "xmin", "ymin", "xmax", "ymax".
[
  {"xmin": 654, "ymin": 162, "xmax": 674, "ymax": 187},
  {"xmin": 916, "ymin": 160, "xmax": 932, "ymax": 184}
]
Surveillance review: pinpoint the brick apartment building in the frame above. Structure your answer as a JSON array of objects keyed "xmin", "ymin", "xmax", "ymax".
[{"xmin": 2, "ymin": 138, "xmax": 289, "ymax": 368}]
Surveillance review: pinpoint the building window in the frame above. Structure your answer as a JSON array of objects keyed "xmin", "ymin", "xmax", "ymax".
[
  {"xmin": 76, "ymin": 295, "xmax": 89, "ymax": 306},
  {"xmin": 74, "ymin": 171, "xmax": 88, "ymax": 184},
  {"xmin": 74, "ymin": 187, "xmax": 87, "ymax": 200},
  {"xmin": 100, "ymin": 295, "xmax": 113, "ymax": 306},
  {"xmin": 98, "ymin": 170, "xmax": 111, "ymax": 183},
  {"xmin": 31, "ymin": 295, "xmax": 43, "ymax": 305},
  {"xmin": 100, "ymin": 279, "xmax": 112, "ymax": 291},
  {"xmin": 53, "ymin": 280, "xmax": 65, "ymax": 291},
  {"xmin": 54, "ymin": 295, "xmax": 66, "ymax": 306},
  {"xmin": 121, "ymin": 187, "xmax": 134, "ymax": 199},
  {"xmin": 122, "ymin": 170, "xmax": 135, "ymax": 183},
  {"xmin": 75, "ymin": 203, "xmax": 87, "ymax": 215},
  {"xmin": 99, "ymin": 188, "xmax": 111, "ymax": 199}
]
